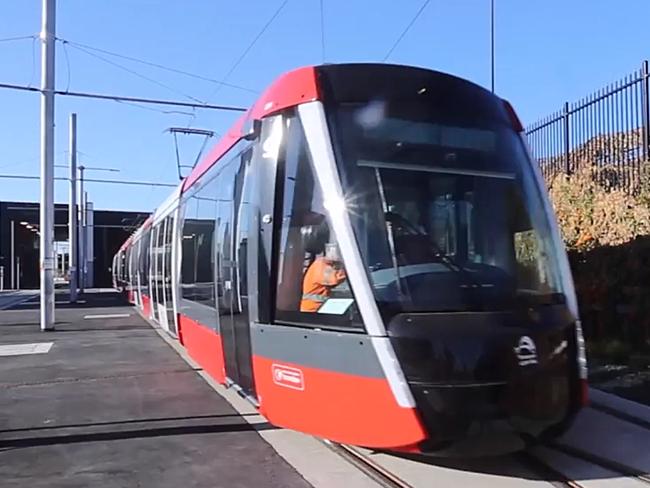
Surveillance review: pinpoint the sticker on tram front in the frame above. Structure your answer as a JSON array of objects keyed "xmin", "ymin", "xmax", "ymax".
[{"xmin": 272, "ymin": 364, "xmax": 305, "ymax": 391}]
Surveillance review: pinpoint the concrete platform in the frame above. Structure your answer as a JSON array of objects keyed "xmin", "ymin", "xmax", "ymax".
[{"xmin": 0, "ymin": 290, "xmax": 314, "ymax": 488}]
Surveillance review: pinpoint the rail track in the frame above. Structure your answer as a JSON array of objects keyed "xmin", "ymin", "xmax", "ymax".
[
  {"xmin": 325, "ymin": 405, "xmax": 650, "ymax": 488},
  {"xmin": 590, "ymin": 401, "xmax": 650, "ymax": 432},
  {"xmin": 549, "ymin": 442, "xmax": 650, "ymax": 485},
  {"xmin": 323, "ymin": 441, "xmax": 414, "ymax": 488}
]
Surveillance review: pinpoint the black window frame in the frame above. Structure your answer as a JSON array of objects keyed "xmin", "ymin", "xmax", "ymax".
[
  {"xmin": 139, "ymin": 226, "xmax": 151, "ymax": 297},
  {"xmin": 271, "ymin": 111, "xmax": 364, "ymax": 331},
  {"xmin": 178, "ymin": 140, "xmax": 252, "ymax": 329},
  {"xmin": 179, "ymin": 181, "xmax": 217, "ymax": 309}
]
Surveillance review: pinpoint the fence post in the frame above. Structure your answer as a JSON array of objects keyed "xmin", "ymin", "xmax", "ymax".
[
  {"xmin": 563, "ymin": 101, "xmax": 571, "ymax": 174},
  {"xmin": 642, "ymin": 60, "xmax": 650, "ymax": 161}
]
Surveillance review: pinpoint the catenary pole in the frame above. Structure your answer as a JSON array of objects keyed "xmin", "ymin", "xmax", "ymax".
[
  {"xmin": 68, "ymin": 113, "xmax": 78, "ymax": 303},
  {"xmin": 40, "ymin": 0, "xmax": 56, "ymax": 331},
  {"xmin": 79, "ymin": 165, "xmax": 85, "ymax": 292}
]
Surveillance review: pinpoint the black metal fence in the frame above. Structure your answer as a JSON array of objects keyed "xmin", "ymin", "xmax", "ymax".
[{"xmin": 525, "ymin": 61, "xmax": 650, "ymax": 193}]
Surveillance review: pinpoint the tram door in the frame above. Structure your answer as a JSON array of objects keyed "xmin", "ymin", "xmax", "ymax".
[
  {"xmin": 161, "ymin": 215, "xmax": 177, "ymax": 335},
  {"xmin": 147, "ymin": 226, "xmax": 157, "ymax": 320},
  {"xmin": 134, "ymin": 240, "xmax": 142, "ymax": 308},
  {"xmin": 219, "ymin": 149, "xmax": 255, "ymax": 396},
  {"xmin": 154, "ymin": 219, "xmax": 168, "ymax": 332},
  {"xmin": 150, "ymin": 223, "xmax": 161, "ymax": 324}
]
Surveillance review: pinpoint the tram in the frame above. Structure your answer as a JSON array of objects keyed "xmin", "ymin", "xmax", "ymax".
[{"xmin": 113, "ymin": 63, "xmax": 588, "ymax": 456}]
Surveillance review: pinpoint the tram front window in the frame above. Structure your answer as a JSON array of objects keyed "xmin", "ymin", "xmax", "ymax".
[
  {"xmin": 327, "ymin": 100, "xmax": 566, "ymax": 315},
  {"xmin": 274, "ymin": 115, "xmax": 360, "ymax": 328}
]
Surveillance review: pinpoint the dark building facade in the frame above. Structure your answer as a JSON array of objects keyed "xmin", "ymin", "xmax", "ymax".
[{"xmin": 0, "ymin": 201, "xmax": 149, "ymax": 290}]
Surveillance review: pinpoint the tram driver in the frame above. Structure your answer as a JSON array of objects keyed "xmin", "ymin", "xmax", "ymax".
[{"xmin": 299, "ymin": 219, "xmax": 347, "ymax": 313}]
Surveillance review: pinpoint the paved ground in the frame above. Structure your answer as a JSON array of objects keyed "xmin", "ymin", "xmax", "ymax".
[
  {"xmin": 0, "ymin": 290, "xmax": 312, "ymax": 488},
  {"xmin": 0, "ymin": 290, "xmax": 38, "ymax": 310}
]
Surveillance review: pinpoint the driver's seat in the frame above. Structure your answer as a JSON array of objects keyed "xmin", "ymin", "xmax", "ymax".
[{"xmin": 385, "ymin": 212, "xmax": 436, "ymax": 265}]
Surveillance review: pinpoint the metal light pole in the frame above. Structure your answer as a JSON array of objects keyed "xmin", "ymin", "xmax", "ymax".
[
  {"xmin": 39, "ymin": 0, "xmax": 56, "ymax": 331},
  {"xmin": 83, "ymin": 190, "xmax": 88, "ymax": 289},
  {"xmin": 78, "ymin": 165, "xmax": 85, "ymax": 292},
  {"xmin": 85, "ymin": 200, "xmax": 94, "ymax": 288},
  {"xmin": 68, "ymin": 113, "xmax": 78, "ymax": 302},
  {"xmin": 77, "ymin": 165, "xmax": 119, "ymax": 293},
  {"xmin": 10, "ymin": 220, "xmax": 15, "ymax": 289}
]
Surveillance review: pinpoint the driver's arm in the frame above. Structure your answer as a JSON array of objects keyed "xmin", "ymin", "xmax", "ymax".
[{"xmin": 319, "ymin": 264, "xmax": 346, "ymax": 287}]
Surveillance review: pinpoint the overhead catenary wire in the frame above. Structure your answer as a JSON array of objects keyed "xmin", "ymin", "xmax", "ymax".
[
  {"xmin": 208, "ymin": 0, "xmax": 289, "ymax": 100},
  {"xmin": 82, "ymin": 177, "xmax": 178, "ymax": 188},
  {"xmin": 0, "ymin": 81, "xmax": 247, "ymax": 112},
  {"xmin": 62, "ymin": 38, "xmax": 72, "ymax": 93},
  {"xmin": 0, "ymin": 34, "xmax": 39, "ymax": 88},
  {"xmin": 382, "ymin": 0, "xmax": 432, "ymax": 61},
  {"xmin": 56, "ymin": 38, "xmax": 258, "ymax": 95},
  {"xmin": 0, "ymin": 34, "xmax": 37, "ymax": 43},
  {"xmin": 114, "ymin": 97, "xmax": 195, "ymax": 117},
  {"xmin": 0, "ymin": 173, "xmax": 178, "ymax": 188},
  {"xmin": 64, "ymin": 41, "xmax": 207, "ymax": 104}
]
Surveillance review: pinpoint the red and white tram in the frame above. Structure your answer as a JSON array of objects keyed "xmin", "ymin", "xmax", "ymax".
[{"xmin": 113, "ymin": 64, "xmax": 588, "ymax": 456}]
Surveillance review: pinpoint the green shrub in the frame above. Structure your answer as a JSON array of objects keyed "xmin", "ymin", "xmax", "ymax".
[
  {"xmin": 547, "ymin": 165, "xmax": 650, "ymax": 250},
  {"xmin": 639, "ymin": 164, "xmax": 650, "ymax": 208},
  {"xmin": 544, "ymin": 164, "xmax": 650, "ymax": 348}
]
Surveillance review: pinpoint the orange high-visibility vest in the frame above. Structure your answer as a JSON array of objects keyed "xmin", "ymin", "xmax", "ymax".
[{"xmin": 300, "ymin": 257, "xmax": 347, "ymax": 312}]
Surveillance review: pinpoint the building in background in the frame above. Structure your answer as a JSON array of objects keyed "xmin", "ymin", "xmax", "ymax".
[{"xmin": 0, "ymin": 201, "xmax": 148, "ymax": 290}]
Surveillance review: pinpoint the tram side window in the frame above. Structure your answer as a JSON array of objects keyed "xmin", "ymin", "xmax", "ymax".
[
  {"xmin": 274, "ymin": 116, "xmax": 360, "ymax": 328},
  {"xmin": 181, "ymin": 178, "xmax": 217, "ymax": 308},
  {"xmin": 140, "ymin": 228, "xmax": 150, "ymax": 295},
  {"xmin": 124, "ymin": 249, "xmax": 131, "ymax": 285},
  {"xmin": 122, "ymin": 249, "xmax": 128, "ymax": 284},
  {"xmin": 215, "ymin": 159, "xmax": 236, "ymax": 313},
  {"xmin": 512, "ymin": 208, "xmax": 554, "ymax": 293},
  {"xmin": 154, "ymin": 223, "xmax": 165, "ymax": 302},
  {"xmin": 181, "ymin": 196, "xmax": 198, "ymax": 300},
  {"xmin": 196, "ymin": 180, "xmax": 217, "ymax": 307},
  {"xmin": 132, "ymin": 241, "xmax": 140, "ymax": 289},
  {"xmin": 163, "ymin": 215, "xmax": 174, "ymax": 287},
  {"xmin": 234, "ymin": 151, "xmax": 252, "ymax": 299},
  {"xmin": 133, "ymin": 244, "xmax": 139, "ymax": 285}
]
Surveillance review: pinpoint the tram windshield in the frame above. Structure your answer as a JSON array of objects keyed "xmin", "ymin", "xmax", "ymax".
[{"xmin": 327, "ymin": 99, "xmax": 566, "ymax": 314}]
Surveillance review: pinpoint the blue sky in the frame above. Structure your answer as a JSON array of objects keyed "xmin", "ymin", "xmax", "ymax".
[{"xmin": 1, "ymin": 0, "xmax": 650, "ymax": 212}]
